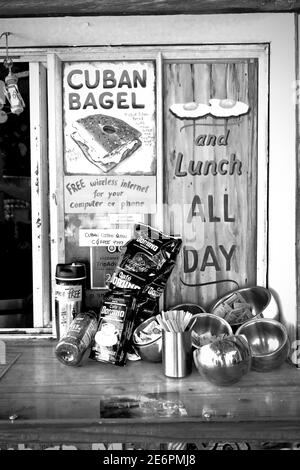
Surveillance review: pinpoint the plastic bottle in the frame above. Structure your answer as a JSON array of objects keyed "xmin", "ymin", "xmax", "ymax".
[{"xmin": 55, "ymin": 310, "xmax": 99, "ymax": 366}]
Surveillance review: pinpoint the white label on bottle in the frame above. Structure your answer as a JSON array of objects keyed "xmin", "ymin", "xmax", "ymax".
[
  {"xmin": 55, "ymin": 284, "xmax": 82, "ymax": 301},
  {"xmin": 55, "ymin": 285, "xmax": 83, "ymax": 338}
]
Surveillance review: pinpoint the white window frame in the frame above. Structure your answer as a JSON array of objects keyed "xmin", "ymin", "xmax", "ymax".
[
  {"xmin": 0, "ymin": 51, "xmax": 52, "ymax": 337},
  {"xmin": 0, "ymin": 14, "xmax": 295, "ymax": 343}
]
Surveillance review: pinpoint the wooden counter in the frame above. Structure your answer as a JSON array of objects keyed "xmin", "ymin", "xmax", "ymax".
[{"xmin": 1, "ymin": 339, "xmax": 300, "ymax": 445}]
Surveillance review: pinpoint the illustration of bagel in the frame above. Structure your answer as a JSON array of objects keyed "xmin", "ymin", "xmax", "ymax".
[{"xmin": 71, "ymin": 114, "xmax": 142, "ymax": 172}]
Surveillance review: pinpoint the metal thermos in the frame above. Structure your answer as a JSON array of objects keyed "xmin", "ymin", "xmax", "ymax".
[
  {"xmin": 55, "ymin": 262, "xmax": 86, "ymax": 339},
  {"xmin": 162, "ymin": 330, "xmax": 192, "ymax": 378}
]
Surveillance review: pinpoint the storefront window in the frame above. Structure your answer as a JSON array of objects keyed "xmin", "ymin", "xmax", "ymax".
[
  {"xmin": 0, "ymin": 39, "xmax": 289, "ymax": 337},
  {"xmin": 44, "ymin": 46, "xmax": 267, "ymax": 322}
]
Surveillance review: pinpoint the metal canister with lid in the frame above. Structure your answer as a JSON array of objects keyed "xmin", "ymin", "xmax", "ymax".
[{"xmin": 55, "ymin": 262, "xmax": 86, "ymax": 339}]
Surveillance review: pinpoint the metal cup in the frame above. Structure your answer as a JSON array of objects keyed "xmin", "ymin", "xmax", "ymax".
[{"xmin": 162, "ymin": 330, "xmax": 192, "ymax": 378}]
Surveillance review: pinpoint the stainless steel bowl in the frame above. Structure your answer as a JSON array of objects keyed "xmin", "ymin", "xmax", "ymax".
[
  {"xmin": 193, "ymin": 334, "xmax": 251, "ymax": 386},
  {"xmin": 191, "ymin": 313, "xmax": 233, "ymax": 348},
  {"xmin": 171, "ymin": 303, "xmax": 206, "ymax": 315},
  {"xmin": 236, "ymin": 318, "xmax": 290, "ymax": 372},
  {"xmin": 132, "ymin": 316, "xmax": 162, "ymax": 363},
  {"xmin": 211, "ymin": 286, "xmax": 279, "ymax": 331}
]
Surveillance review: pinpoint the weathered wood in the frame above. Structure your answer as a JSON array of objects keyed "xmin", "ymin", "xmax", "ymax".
[
  {"xmin": 29, "ymin": 62, "xmax": 51, "ymax": 328},
  {"xmin": 47, "ymin": 53, "xmax": 65, "ymax": 337},
  {"xmin": 0, "ymin": 339, "xmax": 300, "ymax": 443},
  {"xmin": 2, "ymin": 418, "xmax": 300, "ymax": 444},
  {"xmin": 163, "ymin": 59, "xmax": 258, "ymax": 309},
  {"xmin": 297, "ymin": 16, "xmax": 300, "ymax": 370},
  {"xmin": 0, "ymin": 0, "xmax": 299, "ymax": 17}
]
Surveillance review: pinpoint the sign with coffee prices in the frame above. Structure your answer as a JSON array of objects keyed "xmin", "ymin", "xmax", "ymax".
[{"xmin": 163, "ymin": 60, "xmax": 258, "ymax": 309}]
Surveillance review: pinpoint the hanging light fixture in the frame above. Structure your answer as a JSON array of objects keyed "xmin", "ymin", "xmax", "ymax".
[{"xmin": 0, "ymin": 32, "xmax": 25, "ymax": 120}]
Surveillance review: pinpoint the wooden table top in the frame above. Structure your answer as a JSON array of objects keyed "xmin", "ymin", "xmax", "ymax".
[{"xmin": 1, "ymin": 338, "xmax": 300, "ymax": 444}]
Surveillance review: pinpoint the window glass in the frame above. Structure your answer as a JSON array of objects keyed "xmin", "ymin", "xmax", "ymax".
[{"xmin": 0, "ymin": 62, "xmax": 32, "ymax": 328}]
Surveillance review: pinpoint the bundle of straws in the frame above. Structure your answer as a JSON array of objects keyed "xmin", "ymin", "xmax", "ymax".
[{"xmin": 156, "ymin": 310, "xmax": 196, "ymax": 332}]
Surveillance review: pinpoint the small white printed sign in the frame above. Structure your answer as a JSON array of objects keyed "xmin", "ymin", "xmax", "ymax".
[{"xmin": 79, "ymin": 228, "xmax": 131, "ymax": 247}]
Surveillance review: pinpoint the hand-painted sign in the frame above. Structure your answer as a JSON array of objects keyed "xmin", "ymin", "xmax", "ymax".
[
  {"xmin": 63, "ymin": 61, "xmax": 156, "ymax": 176},
  {"xmin": 163, "ymin": 61, "xmax": 258, "ymax": 309}
]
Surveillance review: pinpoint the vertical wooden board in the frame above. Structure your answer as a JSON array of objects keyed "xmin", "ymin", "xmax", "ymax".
[
  {"xmin": 163, "ymin": 63, "xmax": 198, "ymax": 304},
  {"xmin": 163, "ymin": 59, "xmax": 258, "ymax": 310},
  {"xmin": 29, "ymin": 62, "xmax": 51, "ymax": 327},
  {"xmin": 296, "ymin": 13, "xmax": 300, "ymax": 366},
  {"xmin": 47, "ymin": 53, "xmax": 65, "ymax": 336}
]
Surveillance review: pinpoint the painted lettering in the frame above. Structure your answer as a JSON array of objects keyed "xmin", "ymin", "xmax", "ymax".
[
  {"xmin": 132, "ymin": 92, "xmax": 145, "ymax": 109},
  {"xmin": 183, "ymin": 247, "xmax": 198, "ymax": 273},
  {"xmin": 84, "ymin": 69, "xmax": 100, "ymax": 89},
  {"xmin": 117, "ymin": 92, "xmax": 129, "ymax": 109},
  {"xmin": 103, "ymin": 70, "xmax": 116, "ymax": 88},
  {"xmin": 66, "ymin": 179, "xmax": 86, "ymax": 195},
  {"xmin": 229, "ymin": 153, "xmax": 242, "ymax": 175},
  {"xmin": 208, "ymin": 194, "xmax": 220, "ymax": 222},
  {"xmin": 99, "ymin": 92, "xmax": 114, "ymax": 109},
  {"xmin": 200, "ymin": 245, "xmax": 220, "ymax": 271},
  {"xmin": 69, "ymin": 93, "xmax": 81, "ymax": 110},
  {"xmin": 67, "ymin": 69, "xmax": 83, "ymax": 89},
  {"xmin": 118, "ymin": 70, "xmax": 132, "ymax": 88},
  {"xmin": 183, "ymin": 244, "xmax": 237, "ymax": 273},
  {"xmin": 83, "ymin": 92, "xmax": 98, "ymax": 109},
  {"xmin": 194, "ymin": 129, "xmax": 230, "ymax": 147},
  {"xmin": 187, "ymin": 194, "xmax": 236, "ymax": 223},
  {"xmin": 219, "ymin": 244, "xmax": 237, "ymax": 271},
  {"xmin": 174, "ymin": 152, "xmax": 187, "ymax": 177},
  {"xmin": 224, "ymin": 193, "xmax": 235, "ymax": 222},
  {"xmin": 174, "ymin": 151, "xmax": 242, "ymax": 177},
  {"xmin": 187, "ymin": 195, "xmax": 206, "ymax": 223},
  {"xmin": 68, "ymin": 92, "xmax": 145, "ymax": 110},
  {"xmin": 67, "ymin": 68, "xmax": 147, "ymax": 92}
]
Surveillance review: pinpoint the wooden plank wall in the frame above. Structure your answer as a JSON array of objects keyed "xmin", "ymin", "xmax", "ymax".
[
  {"xmin": 0, "ymin": 0, "xmax": 299, "ymax": 17},
  {"xmin": 163, "ymin": 60, "xmax": 258, "ymax": 310}
]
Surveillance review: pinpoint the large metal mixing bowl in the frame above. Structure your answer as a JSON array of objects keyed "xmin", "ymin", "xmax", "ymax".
[
  {"xmin": 211, "ymin": 286, "xmax": 279, "ymax": 331},
  {"xmin": 236, "ymin": 318, "xmax": 290, "ymax": 372},
  {"xmin": 193, "ymin": 334, "xmax": 251, "ymax": 386},
  {"xmin": 191, "ymin": 313, "xmax": 232, "ymax": 348}
]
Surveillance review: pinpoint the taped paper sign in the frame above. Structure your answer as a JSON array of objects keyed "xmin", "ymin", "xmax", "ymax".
[
  {"xmin": 64, "ymin": 175, "xmax": 156, "ymax": 214},
  {"xmin": 79, "ymin": 228, "xmax": 131, "ymax": 247}
]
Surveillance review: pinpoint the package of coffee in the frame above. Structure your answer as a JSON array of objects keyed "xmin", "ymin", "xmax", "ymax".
[
  {"xmin": 90, "ymin": 290, "xmax": 137, "ymax": 366},
  {"xmin": 109, "ymin": 224, "xmax": 182, "ymax": 293}
]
